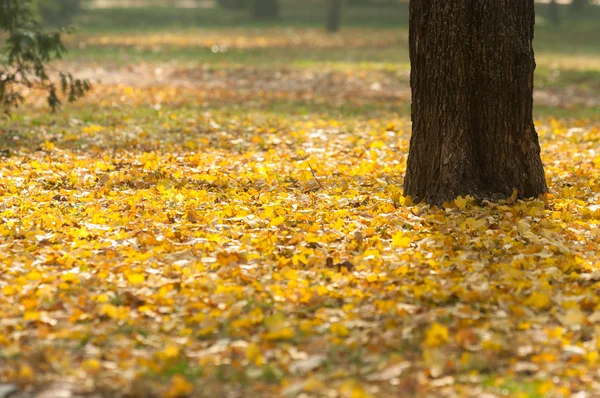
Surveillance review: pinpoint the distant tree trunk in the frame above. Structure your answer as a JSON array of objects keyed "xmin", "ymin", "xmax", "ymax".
[
  {"xmin": 218, "ymin": 0, "xmax": 247, "ymax": 9},
  {"xmin": 404, "ymin": 0, "xmax": 547, "ymax": 205},
  {"xmin": 252, "ymin": 0, "xmax": 279, "ymax": 20},
  {"xmin": 549, "ymin": 0, "xmax": 560, "ymax": 25},
  {"xmin": 327, "ymin": 0, "xmax": 342, "ymax": 33},
  {"xmin": 570, "ymin": 0, "xmax": 587, "ymax": 14}
]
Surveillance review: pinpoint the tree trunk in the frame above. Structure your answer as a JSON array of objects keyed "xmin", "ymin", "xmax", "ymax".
[
  {"xmin": 404, "ymin": 0, "xmax": 547, "ymax": 205},
  {"xmin": 327, "ymin": 0, "xmax": 342, "ymax": 33},
  {"xmin": 252, "ymin": 0, "xmax": 279, "ymax": 20},
  {"xmin": 570, "ymin": 0, "xmax": 587, "ymax": 14},
  {"xmin": 218, "ymin": 0, "xmax": 248, "ymax": 9},
  {"xmin": 549, "ymin": 0, "xmax": 560, "ymax": 25}
]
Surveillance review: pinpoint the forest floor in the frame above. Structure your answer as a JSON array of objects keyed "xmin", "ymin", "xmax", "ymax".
[{"xmin": 1, "ymin": 5, "xmax": 600, "ymax": 398}]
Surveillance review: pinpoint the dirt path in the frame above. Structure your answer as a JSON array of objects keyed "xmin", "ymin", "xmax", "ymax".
[
  {"xmin": 87, "ymin": 0, "xmax": 215, "ymax": 8},
  {"xmin": 69, "ymin": 63, "xmax": 600, "ymax": 108}
]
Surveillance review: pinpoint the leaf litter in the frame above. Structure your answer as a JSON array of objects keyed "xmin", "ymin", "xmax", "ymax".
[{"xmin": 0, "ymin": 53, "xmax": 599, "ymax": 398}]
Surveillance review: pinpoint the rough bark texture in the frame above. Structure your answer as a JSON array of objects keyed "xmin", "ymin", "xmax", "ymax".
[
  {"xmin": 252, "ymin": 0, "xmax": 279, "ymax": 20},
  {"xmin": 404, "ymin": 0, "xmax": 547, "ymax": 205},
  {"xmin": 327, "ymin": 0, "xmax": 342, "ymax": 33}
]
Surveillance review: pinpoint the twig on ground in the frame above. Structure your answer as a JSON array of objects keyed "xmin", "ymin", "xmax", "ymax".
[
  {"xmin": 308, "ymin": 163, "xmax": 325, "ymax": 190},
  {"xmin": 221, "ymin": 170, "xmax": 244, "ymax": 186}
]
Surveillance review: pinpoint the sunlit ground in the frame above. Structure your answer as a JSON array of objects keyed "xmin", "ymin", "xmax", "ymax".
[{"xmin": 0, "ymin": 3, "xmax": 599, "ymax": 398}]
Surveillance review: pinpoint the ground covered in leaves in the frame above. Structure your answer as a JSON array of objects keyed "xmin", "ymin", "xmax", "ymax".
[{"xmin": 2, "ymin": 14, "xmax": 600, "ymax": 398}]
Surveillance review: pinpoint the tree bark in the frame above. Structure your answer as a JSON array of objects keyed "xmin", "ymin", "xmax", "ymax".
[
  {"xmin": 252, "ymin": 0, "xmax": 279, "ymax": 20},
  {"xmin": 327, "ymin": 0, "xmax": 342, "ymax": 33},
  {"xmin": 404, "ymin": 0, "xmax": 547, "ymax": 205}
]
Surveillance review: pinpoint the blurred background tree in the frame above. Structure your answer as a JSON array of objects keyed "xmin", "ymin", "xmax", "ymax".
[
  {"xmin": 37, "ymin": 0, "xmax": 83, "ymax": 25},
  {"xmin": 0, "ymin": 0, "xmax": 89, "ymax": 111},
  {"xmin": 549, "ymin": 0, "xmax": 560, "ymax": 24},
  {"xmin": 326, "ymin": 0, "xmax": 342, "ymax": 32},
  {"xmin": 217, "ymin": 0, "xmax": 248, "ymax": 10},
  {"xmin": 208, "ymin": 0, "xmax": 597, "ymax": 32},
  {"xmin": 252, "ymin": 0, "xmax": 279, "ymax": 20},
  {"xmin": 571, "ymin": 0, "xmax": 588, "ymax": 14}
]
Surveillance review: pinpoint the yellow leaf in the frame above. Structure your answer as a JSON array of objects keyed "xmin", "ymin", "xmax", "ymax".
[
  {"xmin": 481, "ymin": 339, "xmax": 503, "ymax": 352},
  {"xmin": 585, "ymin": 351, "xmax": 599, "ymax": 364},
  {"xmin": 339, "ymin": 380, "xmax": 372, "ymax": 398},
  {"xmin": 369, "ymin": 140, "xmax": 385, "ymax": 149},
  {"xmin": 281, "ymin": 268, "xmax": 298, "ymax": 281},
  {"xmin": 61, "ymin": 273, "xmax": 78, "ymax": 282},
  {"xmin": 264, "ymin": 313, "xmax": 294, "ymax": 340},
  {"xmin": 537, "ymin": 380, "xmax": 554, "ymax": 395},
  {"xmin": 508, "ymin": 188, "xmax": 518, "ymax": 203},
  {"xmin": 379, "ymin": 202, "xmax": 395, "ymax": 213},
  {"xmin": 303, "ymin": 376, "xmax": 325, "ymax": 392},
  {"xmin": 557, "ymin": 308, "xmax": 586, "ymax": 327},
  {"xmin": 163, "ymin": 375, "xmax": 193, "ymax": 398},
  {"xmin": 391, "ymin": 232, "xmax": 411, "ymax": 248},
  {"xmin": 517, "ymin": 219, "xmax": 530, "ymax": 234},
  {"xmin": 424, "ymin": 323, "xmax": 449, "ymax": 347},
  {"xmin": 264, "ymin": 328, "xmax": 294, "ymax": 341},
  {"xmin": 83, "ymin": 359, "xmax": 102, "ymax": 373},
  {"xmin": 363, "ymin": 249, "xmax": 380, "ymax": 258},
  {"xmin": 127, "ymin": 273, "xmax": 145, "ymax": 285},
  {"xmin": 330, "ymin": 323, "xmax": 349, "ymax": 338},
  {"xmin": 163, "ymin": 344, "xmax": 180, "ymax": 359},
  {"xmin": 2, "ymin": 285, "xmax": 17, "ymax": 296},
  {"xmin": 41, "ymin": 141, "xmax": 55, "ymax": 151},
  {"xmin": 465, "ymin": 217, "xmax": 487, "ymax": 230},
  {"xmin": 518, "ymin": 322, "xmax": 531, "ymax": 330},
  {"xmin": 19, "ymin": 364, "xmax": 34, "ymax": 380},
  {"xmin": 454, "ymin": 196, "xmax": 467, "ymax": 210},
  {"xmin": 23, "ymin": 311, "xmax": 40, "ymax": 321},
  {"xmin": 26, "ymin": 271, "xmax": 42, "ymax": 281},
  {"xmin": 96, "ymin": 294, "xmax": 109, "ymax": 303},
  {"xmin": 270, "ymin": 216, "xmax": 285, "ymax": 227},
  {"xmin": 245, "ymin": 343, "xmax": 263, "ymax": 366},
  {"xmin": 525, "ymin": 292, "xmax": 551, "ymax": 309},
  {"xmin": 100, "ymin": 304, "xmax": 118, "ymax": 319}
]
